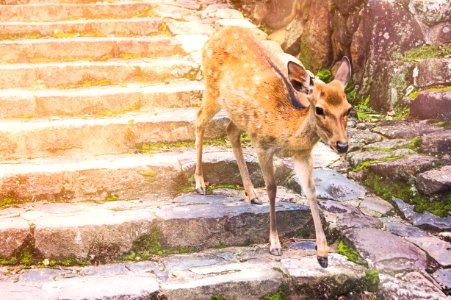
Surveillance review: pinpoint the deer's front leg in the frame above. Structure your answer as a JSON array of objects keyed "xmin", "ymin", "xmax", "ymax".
[
  {"xmin": 256, "ymin": 148, "xmax": 281, "ymax": 256},
  {"xmin": 294, "ymin": 154, "xmax": 328, "ymax": 268}
]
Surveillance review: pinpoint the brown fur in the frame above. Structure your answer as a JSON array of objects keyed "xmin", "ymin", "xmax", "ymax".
[{"xmin": 195, "ymin": 27, "xmax": 352, "ymax": 264}]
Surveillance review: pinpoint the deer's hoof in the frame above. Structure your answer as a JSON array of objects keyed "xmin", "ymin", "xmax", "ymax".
[
  {"xmin": 317, "ymin": 256, "xmax": 328, "ymax": 268},
  {"xmin": 270, "ymin": 248, "xmax": 282, "ymax": 256},
  {"xmin": 250, "ymin": 197, "xmax": 263, "ymax": 205},
  {"xmin": 196, "ymin": 187, "xmax": 207, "ymax": 195}
]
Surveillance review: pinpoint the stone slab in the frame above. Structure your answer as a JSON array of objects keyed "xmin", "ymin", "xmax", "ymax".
[
  {"xmin": 433, "ymin": 268, "xmax": 451, "ymax": 292},
  {"xmin": 378, "ymin": 272, "xmax": 446, "ymax": 300},
  {"xmin": 320, "ymin": 200, "xmax": 382, "ymax": 230},
  {"xmin": 359, "ymin": 195, "xmax": 394, "ymax": 217},
  {"xmin": 0, "ymin": 191, "xmax": 312, "ymax": 260},
  {"xmin": 416, "ymin": 165, "xmax": 451, "ymax": 195},
  {"xmin": 411, "ymin": 91, "xmax": 451, "ymax": 121},
  {"xmin": 393, "ymin": 198, "xmax": 451, "ymax": 231},
  {"xmin": 420, "ymin": 129, "xmax": 451, "ymax": 155},
  {"xmin": 0, "ymin": 17, "xmax": 163, "ymax": 39},
  {"xmin": 0, "ymin": 36, "xmax": 187, "ymax": 64},
  {"xmin": 0, "ymin": 81, "xmax": 204, "ymax": 118},
  {"xmin": 415, "ymin": 58, "xmax": 451, "ymax": 88},
  {"xmin": 0, "ymin": 108, "xmax": 227, "ymax": 160},
  {"xmin": 367, "ymin": 154, "xmax": 440, "ymax": 179},
  {"xmin": 0, "ymin": 246, "xmax": 375, "ymax": 300},
  {"xmin": 0, "ymin": 58, "xmax": 200, "ymax": 89},
  {"xmin": 371, "ymin": 120, "xmax": 443, "ymax": 139},
  {"xmin": 344, "ymin": 227, "xmax": 428, "ymax": 273},
  {"xmin": 406, "ymin": 235, "xmax": 451, "ymax": 267},
  {"xmin": 363, "ymin": 139, "xmax": 412, "ymax": 150},
  {"xmin": 347, "ymin": 128, "xmax": 383, "ymax": 152},
  {"xmin": 0, "ymin": 217, "xmax": 31, "ymax": 258}
]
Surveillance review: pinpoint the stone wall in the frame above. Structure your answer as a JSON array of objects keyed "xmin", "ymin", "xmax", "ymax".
[{"xmin": 229, "ymin": 0, "xmax": 451, "ymax": 112}]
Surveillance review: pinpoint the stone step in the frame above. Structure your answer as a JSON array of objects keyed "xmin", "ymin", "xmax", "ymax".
[
  {"xmin": 0, "ymin": 150, "xmax": 291, "ymax": 202},
  {"xmin": 0, "ymin": 108, "xmax": 227, "ymax": 160},
  {"xmin": 0, "ymin": 2, "xmax": 159, "ymax": 22},
  {"xmin": 0, "ymin": 58, "xmax": 200, "ymax": 89},
  {"xmin": 0, "ymin": 81, "xmax": 204, "ymax": 118},
  {"xmin": 0, "ymin": 189, "xmax": 312, "ymax": 261},
  {"xmin": 0, "ymin": 36, "xmax": 194, "ymax": 64},
  {"xmin": 0, "ymin": 246, "xmax": 373, "ymax": 300},
  {"xmin": 0, "ymin": 18, "xmax": 165, "ymax": 40}
]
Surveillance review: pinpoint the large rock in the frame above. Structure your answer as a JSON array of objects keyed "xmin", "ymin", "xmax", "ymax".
[
  {"xmin": 320, "ymin": 200, "xmax": 382, "ymax": 230},
  {"xmin": 378, "ymin": 272, "xmax": 446, "ymax": 300},
  {"xmin": 344, "ymin": 227, "xmax": 428, "ymax": 273},
  {"xmin": 414, "ymin": 58, "xmax": 451, "ymax": 88},
  {"xmin": 406, "ymin": 235, "xmax": 451, "ymax": 267},
  {"xmin": 416, "ymin": 165, "xmax": 451, "ymax": 195},
  {"xmin": 433, "ymin": 268, "xmax": 451, "ymax": 293},
  {"xmin": 359, "ymin": 195, "xmax": 394, "ymax": 217},
  {"xmin": 346, "ymin": 150, "xmax": 394, "ymax": 167},
  {"xmin": 367, "ymin": 154, "xmax": 440, "ymax": 179},
  {"xmin": 411, "ymin": 91, "xmax": 451, "ymax": 121},
  {"xmin": 420, "ymin": 129, "xmax": 451, "ymax": 155},
  {"xmin": 347, "ymin": 127, "xmax": 383, "ymax": 152}
]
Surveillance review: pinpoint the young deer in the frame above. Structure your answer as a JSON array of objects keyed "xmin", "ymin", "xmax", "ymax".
[{"xmin": 195, "ymin": 27, "xmax": 352, "ymax": 268}]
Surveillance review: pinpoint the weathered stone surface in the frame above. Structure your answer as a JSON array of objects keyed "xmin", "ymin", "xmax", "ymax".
[
  {"xmin": 367, "ymin": 154, "xmax": 440, "ymax": 179},
  {"xmin": 0, "ymin": 17, "xmax": 164, "ymax": 40},
  {"xmin": 347, "ymin": 128, "xmax": 383, "ymax": 152},
  {"xmin": 410, "ymin": 0, "xmax": 451, "ymax": 25},
  {"xmin": 0, "ymin": 58, "xmax": 200, "ymax": 89},
  {"xmin": 414, "ymin": 58, "xmax": 451, "ymax": 88},
  {"xmin": 320, "ymin": 200, "xmax": 382, "ymax": 230},
  {"xmin": 382, "ymin": 218, "xmax": 428, "ymax": 238},
  {"xmin": 359, "ymin": 195, "xmax": 394, "ymax": 217},
  {"xmin": 420, "ymin": 129, "xmax": 451, "ymax": 155},
  {"xmin": 287, "ymin": 169, "xmax": 366, "ymax": 201},
  {"xmin": 407, "ymin": 235, "xmax": 451, "ymax": 267},
  {"xmin": 378, "ymin": 272, "xmax": 446, "ymax": 300},
  {"xmin": 433, "ymin": 268, "xmax": 451, "ymax": 292},
  {"xmin": 394, "ymin": 198, "xmax": 451, "ymax": 231},
  {"xmin": 344, "ymin": 227, "xmax": 428, "ymax": 273},
  {"xmin": 411, "ymin": 91, "xmax": 451, "ymax": 121},
  {"xmin": 0, "ymin": 36, "xmax": 188, "ymax": 64},
  {"xmin": 311, "ymin": 169, "xmax": 366, "ymax": 201},
  {"xmin": 0, "ymin": 81, "xmax": 204, "ymax": 118},
  {"xmin": 0, "ymin": 191, "xmax": 312, "ymax": 260},
  {"xmin": 0, "ymin": 108, "xmax": 226, "ymax": 160},
  {"xmin": 0, "ymin": 217, "xmax": 30, "ymax": 258},
  {"xmin": 167, "ymin": 21, "xmax": 214, "ymax": 36},
  {"xmin": 346, "ymin": 150, "xmax": 393, "ymax": 167},
  {"xmin": 372, "ymin": 120, "xmax": 443, "ymax": 139},
  {"xmin": 416, "ymin": 166, "xmax": 451, "ymax": 195},
  {"xmin": 363, "ymin": 139, "xmax": 411, "ymax": 150}
]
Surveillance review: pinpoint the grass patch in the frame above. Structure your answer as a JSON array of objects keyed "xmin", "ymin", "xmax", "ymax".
[
  {"xmin": 140, "ymin": 138, "xmax": 228, "ymax": 153},
  {"xmin": 362, "ymin": 270, "xmax": 380, "ymax": 293},
  {"xmin": 316, "ymin": 69, "xmax": 333, "ymax": 83},
  {"xmin": 0, "ymin": 32, "xmax": 42, "ymax": 41},
  {"xmin": 206, "ymin": 184, "xmax": 242, "ymax": 192},
  {"xmin": 401, "ymin": 43, "xmax": 451, "ymax": 63},
  {"xmin": 337, "ymin": 240, "xmax": 368, "ymax": 267},
  {"xmin": 265, "ymin": 286, "xmax": 288, "ymax": 300},
  {"xmin": 97, "ymin": 100, "xmax": 142, "ymax": 117},
  {"xmin": 352, "ymin": 155, "xmax": 407, "ymax": 172},
  {"xmin": 364, "ymin": 173, "xmax": 450, "ymax": 217},
  {"xmin": 354, "ymin": 96, "xmax": 377, "ymax": 121},
  {"xmin": 104, "ymin": 193, "xmax": 119, "ymax": 201},
  {"xmin": 211, "ymin": 295, "xmax": 228, "ymax": 300}
]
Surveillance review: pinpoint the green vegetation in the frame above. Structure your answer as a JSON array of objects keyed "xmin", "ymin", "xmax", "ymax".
[
  {"xmin": 354, "ymin": 96, "xmax": 377, "ymax": 121},
  {"xmin": 141, "ymin": 138, "xmax": 228, "ymax": 153},
  {"xmin": 337, "ymin": 240, "xmax": 368, "ymax": 267},
  {"xmin": 124, "ymin": 225, "xmax": 197, "ymax": 261},
  {"xmin": 0, "ymin": 32, "xmax": 42, "ymax": 41},
  {"xmin": 259, "ymin": 24, "xmax": 273, "ymax": 35},
  {"xmin": 104, "ymin": 193, "xmax": 119, "ymax": 201},
  {"xmin": 408, "ymin": 86, "xmax": 451, "ymax": 100},
  {"xmin": 265, "ymin": 286, "xmax": 288, "ymax": 300},
  {"xmin": 365, "ymin": 137, "xmax": 420, "ymax": 153},
  {"xmin": 316, "ymin": 69, "xmax": 333, "ymax": 83},
  {"xmin": 364, "ymin": 173, "xmax": 451, "ymax": 217},
  {"xmin": 207, "ymin": 184, "xmax": 242, "ymax": 192},
  {"xmin": 401, "ymin": 43, "xmax": 451, "ymax": 63},
  {"xmin": 352, "ymin": 154, "xmax": 408, "ymax": 172},
  {"xmin": 214, "ymin": 243, "xmax": 227, "ymax": 249},
  {"xmin": 133, "ymin": 6, "xmax": 154, "ymax": 18},
  {"xmin": 362, "ymin": 270, "xmax": 380, "ymax": 293},
  {"xmin": 211, "ymin": 295, "xmax": 228, "ymax": 300}
]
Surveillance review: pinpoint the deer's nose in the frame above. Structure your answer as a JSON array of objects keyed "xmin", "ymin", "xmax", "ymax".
[{"xmin": 336, "ymin": 141, "xmax": 348, "ymax": 153}]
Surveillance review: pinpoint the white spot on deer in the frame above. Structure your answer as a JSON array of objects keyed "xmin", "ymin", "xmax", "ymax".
[{"xmin": 264, "ymin": 95, "xmax": 270, "ymax": 100}]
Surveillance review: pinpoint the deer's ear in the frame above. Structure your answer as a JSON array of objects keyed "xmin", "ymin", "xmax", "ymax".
[
  {"xmin": 287, "ymin": 61, "xmax": 310, "ymax": 93},
  {"xmin": 335, "ymin": 57, "xmax": 352, "ymax": 87}
]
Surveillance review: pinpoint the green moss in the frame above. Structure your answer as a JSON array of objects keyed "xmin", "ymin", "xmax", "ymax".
[
  {"xmin": 0, "ymin": 32, "xmax": 42, "ymax": 41},
  {"xmin": 337, "ymin": 240, "xmax": 368, "ymax": 267},
  {"xmin": 408, "ymin": 86, "xmax": 451, "ymax": 100},
  {"xmin": 265, "ymin": 286, "xmax": 288, "ymax": 300},
  {"xmin": 98, "ymin": 100, "xmax": 142, "ymax": 117},
  {"xmin": 47, "ymin": 258, "xmax": 90, "ymax": 267},
  {"xmin": 364, "ymin": 173, "xmax": 450, "ymax": 217},
  {"xmin": 104, "ymin": 193, "xmax": 119, "ymax": 201},
  {"xmin": 292, "ymin": 228, "xmax": 312, "ymax": 238},
  {"xmin": 0, "ymin": 197, "xmax": 27, "ymax": 208},
  {"xmin": 352, "ymin": 155, "xmax": 407, "ymax": 172},
  {"xmin": 125, "ymin": 225, "xmax": 197, "ymax": 260},
  {"xmin": 434, "ymin": 120, "xmax": 451, "ymax": 129},
  {"xmin": 206, "ymin": 184, "xmax": 242, "ymax": 192},
  {"xmin": 259, "ymin": 24, "xmax": 273, "ymax": 35},
  {"xmin": 401, "ymin": 44, "xmax": 451, "ymax": 63},
  {"xmin": 154, "ymin": 22, "xmax": 172, "ymax": 37},
  {"xmin": 211, "ymin": 295, "xmax": 228, "ymax": 300},
  {"xmin": 140, "ymin": 138, "xmax": 227, "ymax": 153},
  {"xmin": 214, "ymin": 243, "xmax": 227, "ymax": 249},
  {"xmin": 140, "ymin": 170, "xmax": 157, "ymax": 177},
  {"xmin": 362, "ymin": 270, "xmax": 380, "ymax": 293},
  {"xmin": 0, "ymin": 235, "xmax": 41, "ymax": 266}
]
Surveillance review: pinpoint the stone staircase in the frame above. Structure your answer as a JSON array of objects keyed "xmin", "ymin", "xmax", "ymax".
[
  {"xmin": 0, "ymin": 0, "xmax": 449, "ymax": 299},
  {"xmin": 0, "ymin": 0, "xmax": 369, "ymax": 299}
]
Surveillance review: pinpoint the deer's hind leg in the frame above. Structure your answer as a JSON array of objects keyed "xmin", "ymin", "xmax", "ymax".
[
  {"xmin": 195, "ymin": 86, "xmax": 221, "ymax": 195},
  {"xmin": 226, "ymin": 121, "xmax": 261, "ymax": 205}
]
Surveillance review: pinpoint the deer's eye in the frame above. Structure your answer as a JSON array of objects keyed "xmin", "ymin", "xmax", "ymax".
[{"xmin": 315, "ymin": 106, "xmax": 325, "ymax": 116}]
